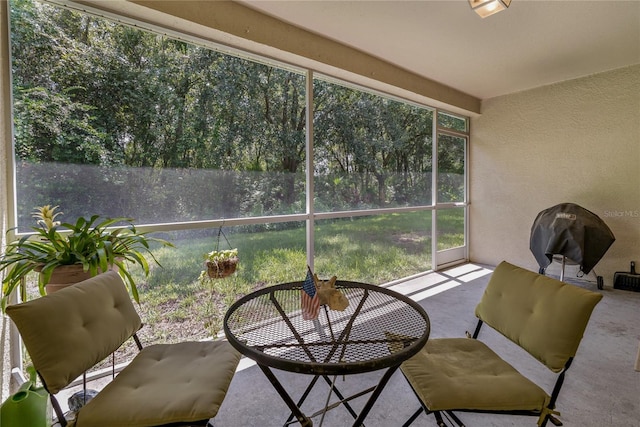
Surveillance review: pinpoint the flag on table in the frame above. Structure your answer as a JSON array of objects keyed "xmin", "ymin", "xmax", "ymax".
[{"xmin": 301, "ymin": 266, "xmax": 320, "ymax": 320}]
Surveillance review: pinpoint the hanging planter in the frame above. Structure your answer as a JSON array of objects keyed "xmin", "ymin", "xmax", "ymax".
[
  {"xmin": 203, "ymin": 226, "xmax": 238, "ymax": 279},
  {"xmin": 205, "ymin": 249, "xmax": 239, "ymax": 279}
]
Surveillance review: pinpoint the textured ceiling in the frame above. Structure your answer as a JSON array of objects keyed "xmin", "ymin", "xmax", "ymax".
[{"xmin": 240, "ymin": 0, "xmax": 640, "ymax": 100}]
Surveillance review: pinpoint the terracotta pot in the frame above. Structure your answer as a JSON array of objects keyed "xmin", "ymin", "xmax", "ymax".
[{"xmin": 43, "ymin": 264, "xmax": 115, "ymax": 294}]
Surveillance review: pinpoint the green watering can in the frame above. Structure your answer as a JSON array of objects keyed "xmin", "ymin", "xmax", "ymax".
[{"xmin": 1, "ymin": 366, "xmax": 49, "ymax": 427}]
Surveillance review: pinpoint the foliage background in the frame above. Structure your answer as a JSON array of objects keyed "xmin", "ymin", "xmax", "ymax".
[{"xmin": 8, "ymin": 0, "xmax": 466, "ymax": 232}]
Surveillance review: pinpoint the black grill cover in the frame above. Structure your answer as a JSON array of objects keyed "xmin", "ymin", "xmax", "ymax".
[{"xmin": 530, "ymin": 203, "xmax": 615, "ymax": 274}]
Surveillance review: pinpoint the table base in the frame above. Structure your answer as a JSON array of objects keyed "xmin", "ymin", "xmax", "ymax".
[{"xmin": 259, "ymin": 364, "xmax": 400, "ymax": 427}]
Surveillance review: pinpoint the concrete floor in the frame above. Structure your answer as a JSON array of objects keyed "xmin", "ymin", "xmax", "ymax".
[{"xmin": 55, "ymin": 262, "xmax": 640, "ymax": 426}]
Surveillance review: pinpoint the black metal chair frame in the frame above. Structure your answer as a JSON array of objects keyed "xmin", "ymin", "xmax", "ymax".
[{"xmin": 402, "ymin": 319, "xmax": 570, "ymax": 427}]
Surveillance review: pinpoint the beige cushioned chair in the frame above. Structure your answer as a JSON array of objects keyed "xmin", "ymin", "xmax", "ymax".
[
  {"xmin": 7, "ymin": 271, "xmax": 241, "ymax": 427},
  {"xmin": 399, "ymin": 261, "xmax": 602, "ymax": 427}
]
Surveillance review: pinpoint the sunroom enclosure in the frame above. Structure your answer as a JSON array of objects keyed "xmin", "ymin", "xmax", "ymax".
[{"xmin": 3, "ymin": 0, "xmax": 468, "ymax": 373}]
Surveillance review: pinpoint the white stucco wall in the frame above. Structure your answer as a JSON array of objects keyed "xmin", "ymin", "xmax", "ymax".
[{"xmin": 470, "ymin": 65, "xmax": 640, "ymax": 286}]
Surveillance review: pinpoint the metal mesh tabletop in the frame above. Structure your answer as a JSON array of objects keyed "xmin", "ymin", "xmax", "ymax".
[{"xmin": 224, "ymin": 281, "xmax": 430, "ymax": 376}]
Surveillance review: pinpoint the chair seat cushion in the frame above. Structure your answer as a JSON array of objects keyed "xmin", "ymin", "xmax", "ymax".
[
  {"xmin": 74, "ymin": 341, "xmax": 241, "ymax": 427},
  {"xmin": 401, "ymin": 338, "xmax": 549, "ymax": 412}
]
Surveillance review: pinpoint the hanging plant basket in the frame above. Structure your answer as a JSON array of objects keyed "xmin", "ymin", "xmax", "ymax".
[
  {"xmin": 206, "ymin": 255, "xmax": 239, "ymax": 279},
  {"xmin": 203, "ymin": 226, "xmax": 239, "ymax": 279}
]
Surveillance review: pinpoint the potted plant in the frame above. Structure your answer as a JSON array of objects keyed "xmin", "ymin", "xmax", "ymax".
[
  {"xmin": 0, "ymin": 205, "xmax": 173, "ymax": 310},
  {"xmin": 203, "ymin": 248, "xmax": 239, "ymax": 279},
  {"xmin": 198, "ymin": 247, "xmax": 240, "ymax": 338}
]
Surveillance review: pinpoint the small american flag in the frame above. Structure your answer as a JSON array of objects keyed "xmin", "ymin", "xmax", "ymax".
[{"xmin": 301, "ymin": 266, "xmax": 320, "ymax": 320}]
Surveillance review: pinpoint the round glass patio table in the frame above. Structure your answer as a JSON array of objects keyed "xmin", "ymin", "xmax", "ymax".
[{"xmin": 224, "ymin": 280, "xmax": 430, "ymax": 426}]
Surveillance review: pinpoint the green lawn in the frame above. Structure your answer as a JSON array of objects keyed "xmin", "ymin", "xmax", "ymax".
[{"xmin": 124, "ymin": 210, "xmax": 463, "ymax": 343}]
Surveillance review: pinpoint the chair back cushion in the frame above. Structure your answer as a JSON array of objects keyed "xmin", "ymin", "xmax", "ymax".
[
  {"xmin": 7, "ymin": 271, "xmax": 142, "ymax": 394},
  {"xmin": 475, "ymin": 261, "xmax": 602, "ymax": 372}
]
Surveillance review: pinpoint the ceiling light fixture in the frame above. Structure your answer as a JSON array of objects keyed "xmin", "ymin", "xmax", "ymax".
[{"xmin": 469, "ymin": 0, "xmax": 511, "ymax": 18}]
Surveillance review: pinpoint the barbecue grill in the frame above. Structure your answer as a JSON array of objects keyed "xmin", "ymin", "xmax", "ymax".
[{"xmin": 530, "ymin": 203, "xmax": 615, "ymax": 289}]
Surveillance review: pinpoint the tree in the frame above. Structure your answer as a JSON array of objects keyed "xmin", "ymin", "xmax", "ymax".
[{"xmin": 9, "ymin": 0, "xmax": 440, "ymax": 227}]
